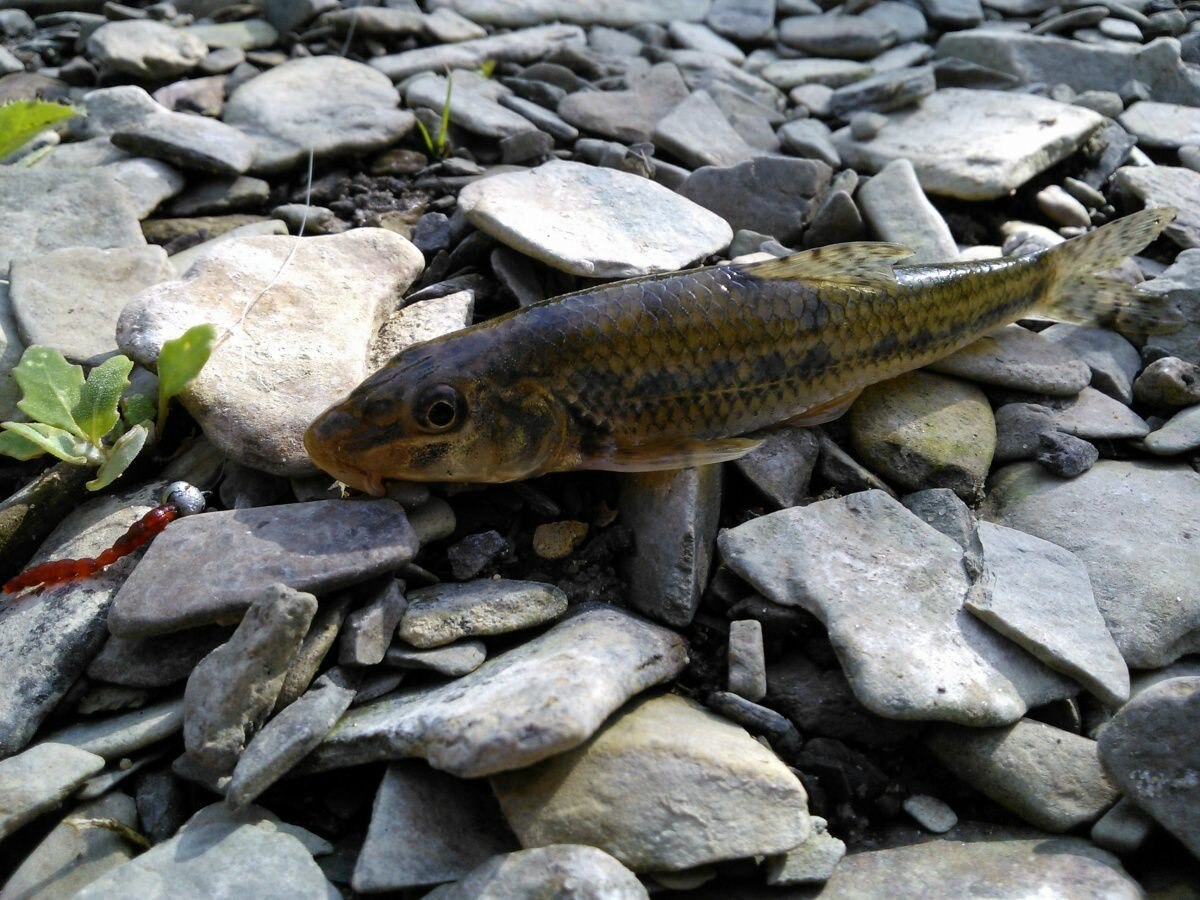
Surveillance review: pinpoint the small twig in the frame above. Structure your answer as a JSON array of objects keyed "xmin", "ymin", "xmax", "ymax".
[{"xmin": 65, "ymin": 817, "xmax": 152, "ymax": 850}]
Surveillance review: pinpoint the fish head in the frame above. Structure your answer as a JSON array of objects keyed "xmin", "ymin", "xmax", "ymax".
[{"xmin": 305, "ymin": 347, "xmax": 571, "ymax": 489}]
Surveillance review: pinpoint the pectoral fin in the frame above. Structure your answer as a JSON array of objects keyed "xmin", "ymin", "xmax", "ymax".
[
  {"xmin": 584, "ymin": 436, "xmax": 764, "ymax": 472},
  {"xmin": 738, "ymin": 242, "xmax": 914, "ymax": 289},
  {"xmin": 781, "ymin": 389, "xmax": 864, "ymax": 427}
]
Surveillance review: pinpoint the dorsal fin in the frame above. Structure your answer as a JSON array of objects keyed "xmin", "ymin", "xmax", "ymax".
[{"xmin": 735, "ymin": 242, "xmax": 914, "ymax": 289}]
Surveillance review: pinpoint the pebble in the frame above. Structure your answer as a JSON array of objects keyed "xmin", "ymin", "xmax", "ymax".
[
  {"xmin": 458, "ymin": 160, "xmax": 732, "ymax": 278},
  {"xmin": 1091, "ymin": 796, "xmax": 1156, "ymax": 855},
  {"xmin": 39, "ymin": 698, "xmax": 184, "ymax": 762},
  {"xmin": 225, "ymin": 666, "xmax": 359, "ymax": 810},
  {"xmin": 558, "ymin": 62, "xmax": 690, "ymax": 144},
  {"xmin": 224, "ymin": 56, "xmax": 416, "ymax": 173},
  {"xmin": 834, "ymin": 88, "xmax": 1103, "ymax": 200},
  {"xmin": 764, "ymin": 817, "xmax": 845, "ymax": 886},
  {"xmin": 185, "ymin": 19, "xmax": 279, "ymax": 50},
  {"xmin": 407, "ymin": 72, "xmax": 532, "ymax": 140},
  {"xmin": 762, "ymin": 58, "xmax": 873, "ymax": 90},
  {"xmin": 848, "ymin": 371, "xmax": 996, "ymax": 501},
  {"xmin": 531, "ymin": 520, "xmax": 588, "ymax": 560},
  {"xmin": 339, "ymin": 580, "xmax": 407, "ymax": 667},
  {"xmin": 655, "ymin": 89, "xmax": 758, "ymax": 169},
  {"xmin": 856, "ymin": 158, "xmax": 957, "ymax": 262},
  {"xmin": 1143, "ymin": 404, "xmax": 1200, "ymax": 455},
  {"xmin": 1, "ymin": 793, "xmax": 138, "ymax": 898},
  {"xmin": 370, "ymin": 291, "xmax": 474, "ymax": 372},
  {"xmin": 1037, "ymin": 184, "xmax": 1092, "ymax": 228},
  {"xmin": 1139, "ymin": 249, "xmax": 1200, "ymax": 364},
  {"xmin": 371, "ymin": 24, "xmax": 585, "ymax": 82},
  {"xmin": 429, "ymin": 0, "xmax": 707, "ymax": 26},
  {"xmin": 829, "ymin": 65, "xmax": 936, "ymax": 118},
  {"xmin": 445, "ymin": 531, "xmax": 512, "ymax": 581},
  {"xmin": 704, "ymin": 691, "xmax": 802, "ymax": 752},
  {"xmin": 386, "ymin": 640, "xmax": 487, "ymax": 676},
  {"xmin": 353, "ymin": 760, "xmax": 518, "ymax": 893},
  {"xmin": 708, "ymin": 0, "xmax": 776, "ymax": 42},
  {"xmin": 274, "ymin": 591, "xmax": 355, "ymax": 711},
  {"xmin": 927, "ymin": 324, "xmax": 1093, "ymax": 395},
  {"xmin": 903, "ymin": 794, "xmax": 958, "ymax": 833},
  {"xmin": 308, "ymin": 605, "xmax": 687, "ymax": 777},
  {"xmin": 983, "ymin": 461, "xmax": 1200, "ymax": 668},
  {"xmin": 116, "ymin": 229, "xmax": 424, "ymax": 475},
  {"xmin": 1039, "ymin": 323, "xmax": 1141, "ymax": 403},
  {"xmin": 105, "ymin": 157, "xmax": 188, "ymax": 219},
  {"xmin": 719, "ymin": 490, "xmax": 1076, "ymax": 726},
  {"xmin": 86, "ymin": 20, "xmax": 207, "ymax": 79},
  {"xmin": 108, "ymin": 499, "xmax": 418, "ymax": 638},
  {"xmin": 820, "ymin": 834, "xmax": 1141, "ymax": 897},
  {"xmin": 1034, "ymin": 386, "xmax": 1150, "ymax": 440},
  {"xmin": 778, "ymin": 118, "xmax": 840, "ymax": 168},
  {"xmin": 1037, "ymin": 431, "xmax": 1100, "ymax": 477},
  {"xmin": 399, "ymin": 579, "xmax": 567, "ymax": 648},
  {"xmin": 902, "ymin": 486, "xmax": 984, "ymax": 576},
  {"xmin": 1112, "ymin": 165, "xmax": 1200, "ymax": 249},
  {"xmin": 927, "ymin": 719, "xmax": 1119, "ymax": 831},
  {"xmin": 732, "ymin": 426, "xmax": 821, "ymax": 508},
  {"xmin": 183, "ymin": 584, "xmax": 318, "ymax": 773},
  {"xmin": 0, "ymin": 743, "xmax": 106, "ymax": 839},
  {"xmin": 679, "ymin": 156, "xmax": 831, "ymax": 244},
  {"xmin": 491, "ymin": 693, "xmax": 811, "ymax": 871},
  {"xmin": 668, "ymin": 21, "xmax": 745, "ymax": 63},
  {"xmin": 88, "ymin": 626, "xmax": 233, "ymax": 687},
  {"xmin": 153, "ymin": 75, "xmax": 228, "ymax": 117},
  {"xmin": 75, "ymin": 803, "xmax": 338, "ymax": 898},
  {"xmin": 779, "ymin": 14, "xmax": 899, "ymax": 60},
  {"xmin": 971, "ymin": 521, "xmax": 1128, "ymax": 705},
  {"xmin": 618, "ymin": 465, "xmax": 722, "ymax": 628},
  {"xmin": 993, "ymin": 402, "xmax": 1057, "ymax": 461},
  {"xmin": 1098, "ymin": 678, "xmax": 1200, "ymax": 857},
  {"xmin": 862, "ymin": 2, "xmax": 929, "ymax": 43},
  {"xmin": 426, "ymin": 845, "xmax": 648, "ymax": 900},
  {"xmin": 727, "ymin": 619, "xmax": 767, "ymax": 701},
  {"xmin": 1117, "ymin": 101, "xmax": 1200, "ymax": 149},
  {"xmin": 8, "ymin": 245, "xmax": 171, "ymax": 364},
  {"xmin": 1133, "ymin": 356, "xmax": 1200, "ymax": 408}
]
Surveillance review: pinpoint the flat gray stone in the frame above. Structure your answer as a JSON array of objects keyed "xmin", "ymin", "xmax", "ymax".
[
  {"xmin": 834, "ymin": 88, "xmax": 1103, "ymax": 201},
  {"xmin": 937, "ymin": 29, "xmax": 1200, "ymax": 105},
  {"xmin": 426, "ymin": 845, "xmax": 648, "ymax": 900},
  {"xmin": 104, "ymin": 157, "xmax": 187, "ymax": 220},
  {"xmin": 353, "ymin": 760, "xmax": 518, "ymax": 893},
  {"xmin": 652, "ymin": 89, "xmax": 756, "ymax": 169},
  {"xmin": 108, "ymin": 499, "xmax": 418, "ymax": 638},
  {"xmin": 224, "ymin": 56, "xmax": 414, "ymax": 174},
  {"xmin": 982, "ymin": 461, "xmax": 1200, "ymax": 668},
  {"xmin": 1119, "ymin": 101, "xmax": 1200, "ymax": 149},
  {"xmin": 167, "ymin": 174, "xmax": 271, "ymax": 217},
  {"xmin": 371, "ymin": 23, "xmax": 585, "ymax": 82},
  {"xmin": 765, "ymin": 818, "xmax": 845, "ymax": 886},
  {"xmin": 856, "ymin": 157, "xmax": 956, "ymax": 263},
  {"xmin": 1143, "ymin": 404, "xmax": 1200, "ymax": 455},
  {"xmin": 848, "ymin": 371, "xmax": 996, "ymax": 502},
  {"xmin": 116, "ymin": 229, "xmax": 424, "ymax": 475},
  {"xmin": 88, "ymin": 626, "xmax": 232, "ymax": 687},
  {"xmin": 829, "ymin": 64, "xmax": 936, "ymax": 118},
  {"xmin": 1037, "ymin": 184, "xmax": 1091, "ymax": 229},
  {"xmin": 1091, "ymin": 796, "xmax": 1156, "ymax": 855},
  {"xmin": 927, "ymin": 324, "xmax": 1092, "ymax": 395},
  {"xmin": 709, "ymin": 0, "xmax": 775, "ymax": 41},
  {"xmin": 38, "ymin": 698, "xmax": 183, "ymax": 762},
  {"xmin": 112, "ymin": 108, "xmax": 255, "ymax": 175},
  {"xmin": 8, "ymin": 246, "xmax": 171, "ymax": 364},
  {"xmin": 903, "ymin": 794, "xmax": 958, "ymax": 833},
  {"xmin": 0, "ymin": 793, "xmax": 138, "ymax": 899},
  {"xmin": 678, "ymin": 156, "xmax": 831, "ymax": 245},
  {"xmin": 426, "ymin": 0, "xmax": 707, "ymax": 26},
  {"xmin": 74, "ymin": 803, "xmax": 339, "ymax": 899},
  {"xmin": 185, "ymin": 19, "xmax": 278, "ymax": 50},
  {"xmin": 1034, "ymin": 387, "xmax": 1149, "ymax": 440},
  {"xmin": 369, "ymin": 290, "xmax": 474, "ymax": 373},
  {"xmin": 778, "ymin": 118, "xmax": 840, "ymax": 168},
  {"xmin": 1139, "ymin": 249, "xmax": 1200, "ymax": 365},
  {"xmin": 1113, "ymin": 164, "xmax": 1200, "ymax": 249},
  {"xmin": 75, "ymin": 86, "xmax": 161, "ymax": 139},
  {"xmin": 308, "ymin": 605, "xmax": 687, "ymax": 777},
  {"xmin": 619, "ymin": 465, "xmax": 721, "ymax": 629},
  {"xmin": 338, "ymin": 579, "xmax": 407, "ymax": 666},
  {"xmin": 818, "ymin": 835, "xmax": 1141, "ymax": 898},
  {"xmin": 780, "ymin": 13, "xmax": 898, "ymax": 60},
  {"xmin": 399, "ymin": 580, "xmax": 566, "ymax": 648},
  {"xmin": 1039, "ymin": 323, "xmax": 1141, "ymax": 403},
  {"xmin": 971, "ymin": 522, "xmax": 1128, "ymax": 706},
  {"xmin": 225, "ymin": 666, "xmax": 359, "ymax": 810},
  {"xmin": 386, "ymin": 640, "xmax": 487, "ymax": 676},
  {"xmin": 87, "ymin": 20, "xmax": 207, "ymax": 79},
  {"xmin": 927, "ymin": 719, "xmax": 1119, "ymax": 832},
  {"xmin": 732, "ymin": 426, "xmax": 820, "ymax": 508},
  {"xmin": 993, "ymin": 402, "xmax": 1057, "ymax": 462},
  {"xmin": 406, "ymin": 71, "xmax": 531, "ymax": 140},
  {"xmin": 722, "ymin": 491, "xmax": 1079, "ymax": 725},
  {"xmin": 1098, "ymin": 676, "xmax": 1200, "ymax": 859},
  {"xmin": 458, "ymin": 160, "xmax": 732, "ymax": 278},
  {"xmin": 321, "ymin": 6, "xmax": 425, "ymax": 37},
  {"xmin": 762, "ymin": 58, "xmax": 873, "ymax": 90},
  {"xmin": 491, "ymin": 693, "xmax": 810, "ymax": 872},
  {"xmin": 0, "ymin": 169, "xmax": 144, "ymax": 272},
  {"xmin": 558, "ymin": 62, "xmax": 690, "ymax": 144},
  {"xmin": 183, "ymin": 584, "xmax": 318, "ymax": 772},
  {"xmin": 668, "ymin": 21, "xmax": 745, "ymax": 63},
  {"xmin": 0, "ymin": 743, "xmax": 105, "ymax": 839}
]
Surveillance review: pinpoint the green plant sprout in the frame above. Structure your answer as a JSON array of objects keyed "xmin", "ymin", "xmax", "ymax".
[
  {"xmin": 414, "ymin": 73, "xmax": 454, "ymax": 160},
  {"xmin": 0, "ymin": 99, "xmax": 78, "ymax": 160},
  {"xmin": 0, "ymin": 324, "xmax": 217, "ymax": 491}
]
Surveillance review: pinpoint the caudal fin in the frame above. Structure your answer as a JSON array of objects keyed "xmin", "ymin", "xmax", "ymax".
[{"xmin": 1037, "ymin": 207, "xmax": 1182, "ymax": 334}]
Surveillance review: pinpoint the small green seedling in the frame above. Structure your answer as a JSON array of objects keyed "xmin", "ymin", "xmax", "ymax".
[
  {"xmin": 0, "ymin": 324, "xmax": 217, "ymax": 490},
  {"xmin": 0, "ymin": 99, "xmax": 78, "ymax": 160},
  {"xmin": 414, "ymin": 74, "xmax": 454, "ymax": 160}
]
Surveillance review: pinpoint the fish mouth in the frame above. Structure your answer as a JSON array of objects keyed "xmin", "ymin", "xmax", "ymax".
[{"xmin": 304, "ymin": 413, "xmax": 388, "ymax": 497}]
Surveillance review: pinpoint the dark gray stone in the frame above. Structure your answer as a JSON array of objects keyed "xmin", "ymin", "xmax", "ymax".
[
  {"xmin": 1036, "ymin": 431, "xmax": 1100, "ymax": 477},
  {"xmin": 927, "ymin": 324, "xmax": 1093, "ymax": 395},
  {"xmin": 732, "ymin": 426, "xmax": 820, "ymax": 508},
  {"xmin": 386, "ymin": 640, "xmax": 487, "ymax": 676},
  {"xmin": 778, "ymin": 118, "xmax": 840, "ymax": 168},
  {"xmin": 652, "ymin": 89, "xmax": 756, "ymax": 169},
  {"xmin": 39, "ymin": 698, "xmax": 184, "ymax": 762},
  {"xmin": 339, "ymin": 580, "xmax": 407, "ymax": 667},
  {"xmin": 558, "ymin": 62, "xmax": 690, "ymax": 144},
  {"xmin": 446, "ymin": 531, "xmax": 513, "ymax": 581},
  {"xmin": 829, "ymin": 65, "xmax": 936, "ymax": 118},
  {"xmin": 89, "ymin": 626, "xmax": 234, "ymax": 687},
  {"xmin": 780, "ymin": 14, "xmax": 898, "ymax": 60},
  {"xmin": 708, "ymin": 0, "xmax": 776, "ymax": 41}
]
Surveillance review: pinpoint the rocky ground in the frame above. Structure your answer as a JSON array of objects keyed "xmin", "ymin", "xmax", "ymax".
[{"xmin": 0, "ymin": 0, "xmax": 1198, "ymax": 896}]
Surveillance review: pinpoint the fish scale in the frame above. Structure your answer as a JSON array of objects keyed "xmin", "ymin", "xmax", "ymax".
[{"xmin": 305, "ymin": 207, "xmax": 1178, "ymax": 488}]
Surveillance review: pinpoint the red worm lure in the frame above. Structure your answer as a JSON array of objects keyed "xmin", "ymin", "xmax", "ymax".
[{"xmin": 3, "ymin": 481, "xmax": 205, "ymax": 595}]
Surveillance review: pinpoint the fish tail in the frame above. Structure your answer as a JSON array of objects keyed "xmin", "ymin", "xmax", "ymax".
[{"xmin": 1037, "ymin": 207, "xmax": 1182, "ymax": 334}]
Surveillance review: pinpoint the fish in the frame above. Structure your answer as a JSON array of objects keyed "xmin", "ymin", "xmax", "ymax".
[{"xmin": 305, "ymin": 207, "xmax": 1179, "ymax": 494}]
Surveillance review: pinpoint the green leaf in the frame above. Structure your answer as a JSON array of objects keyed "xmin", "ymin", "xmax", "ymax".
[
  {"xmin": 414, "ymin": 118, "xmax": 435, "ymax": 157},
  {"xmin": 0, "ymin": 100, "xmax": 78, "ymax": 159},
  {"xmin": 12, "ymin": 347, "xmax": 86, "ymax": 439},
  {"xmin": 1, "ymin": 422, "xmax": 90, "ymax": 464},
  {"xmin": 75, "ymin": 355, "xmax": 133, "ymax": 445},
  {"xmin": 87, "ymin": 423, "xmax": 150, "ymax": 491},
  {"xmin": 437, "ymin": 75, "xmax": 453, "ymax": 155},
  {"xmin": 121, "ymin": 393, "xmax": 156, "ymax": 426},
  {"xmin": 0, "ymin": 428, "xmax": 47, "ymax": 461},
  {"xmin": 156, "ymin": 323, "xmax": 216, "ymax": 428}
]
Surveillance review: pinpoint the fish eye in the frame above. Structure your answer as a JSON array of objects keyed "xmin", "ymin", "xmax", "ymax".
[{"xmin": 414, "ymin": 384, "xmax": 465, "ymax": 432}]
